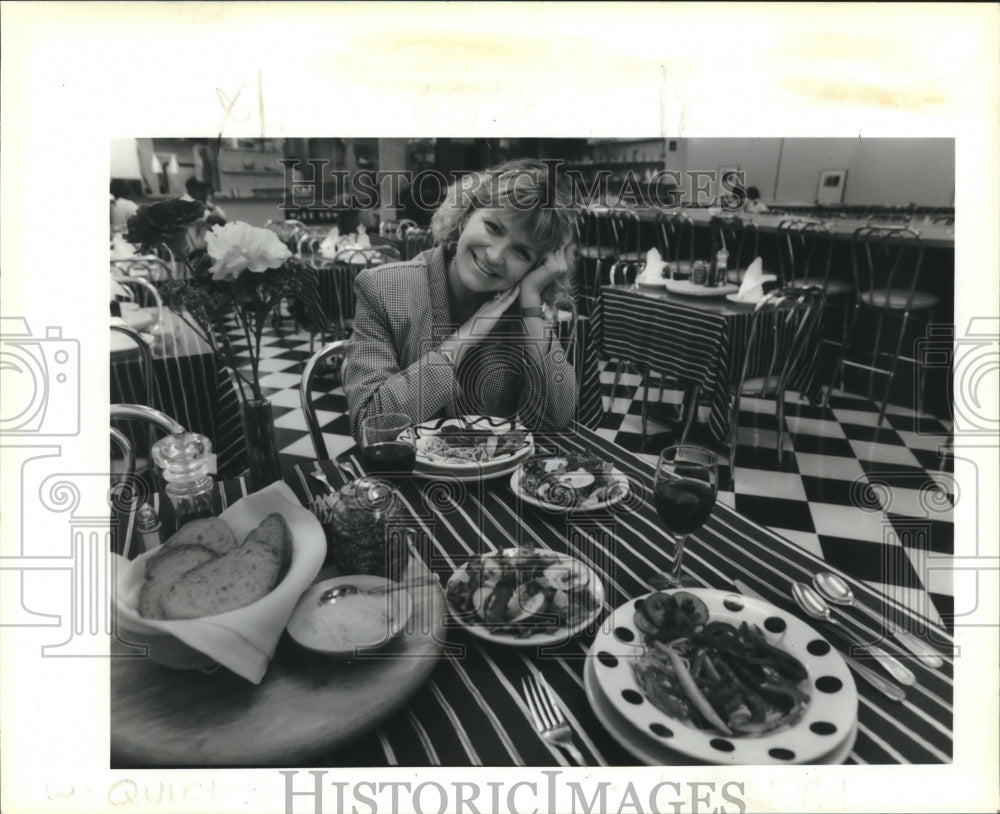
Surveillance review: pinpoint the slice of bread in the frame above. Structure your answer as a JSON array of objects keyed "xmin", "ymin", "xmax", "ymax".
[
  {"xmin": 242, "ymin": 512, "xmax": 293, "ymax": 571},
  {"xmin": 138, "ymin": 544, "xmax": 217, "ymax": 619},
  {"xmin": 160, "ymin": 536, "xmax": 284, "ymax": 620},
  {"xmin": 159, "ymin": 518, "xmax": 239, "ymax": 558}
]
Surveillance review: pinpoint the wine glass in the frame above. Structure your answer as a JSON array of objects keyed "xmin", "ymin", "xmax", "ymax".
[
  {"xmin": 652, "ymin": 444, "xmax": 718, "ymax": 587},
  {"xmin": 360, "ymin": 412, "xmax": 416, "ymax": 483}
]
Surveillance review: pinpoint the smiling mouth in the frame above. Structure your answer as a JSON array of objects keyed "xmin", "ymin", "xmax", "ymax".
[{"xmin": 473, "ymin": 252, "xmax": 499, "ymax": 278}]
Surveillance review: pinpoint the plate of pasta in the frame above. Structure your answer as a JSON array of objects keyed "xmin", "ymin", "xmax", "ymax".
[
  {"xmin": 587, "ymin": 589, "xmax": 857, "ymax": 765},
  {"xmin": 404, "ymin": 416, "xmax": 534, "ymax": 481}
]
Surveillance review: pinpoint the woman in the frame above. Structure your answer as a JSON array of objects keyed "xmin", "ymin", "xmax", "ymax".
[{"xmin": 342, "ymin": 158, "xmax": 579, "ymax": 442}]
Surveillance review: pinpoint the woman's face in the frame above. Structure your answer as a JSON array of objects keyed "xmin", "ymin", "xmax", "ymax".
[{"xmin": 453, "ymin": 208, "xmax": 540, "ymax": 294}]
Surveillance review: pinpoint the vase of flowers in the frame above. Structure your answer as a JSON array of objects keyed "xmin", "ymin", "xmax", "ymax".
[{"xmin": 125, "ymin": 201, "xmax": 327, "ymax": 489}]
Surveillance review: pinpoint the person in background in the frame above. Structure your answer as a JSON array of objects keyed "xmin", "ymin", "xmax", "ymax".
[
  {"xmin": 181, "ymin": 177, "xmax": 227, "ymax": 253},
  {"xmin": 342, "ymin": 158, "xmax": 579, "ymax": 442},
  {"xmin": 110, "ymin": 179, "xmax": 140, "ymax": 236},
  {"xmin": 744, "ymin": 186, "xmax": 769, "ymax": 214}
]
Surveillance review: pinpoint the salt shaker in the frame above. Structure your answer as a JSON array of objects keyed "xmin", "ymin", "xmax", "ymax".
[
  {"xmin": 151, "ymin": 432, "xmax": 216, "ymax": 532},
  {"xmin": 713, "ymin": 248, "xmax": 729, "ymax": 287}
]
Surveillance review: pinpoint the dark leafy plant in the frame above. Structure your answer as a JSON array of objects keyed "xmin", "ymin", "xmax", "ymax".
[{"xmin": 127, "ymin": 200, "xmax": 328, "ymax": 402}]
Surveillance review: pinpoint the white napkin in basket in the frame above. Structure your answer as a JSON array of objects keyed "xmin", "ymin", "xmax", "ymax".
[
  {"xmin": 113, "ymin": 481, "xmax": 326, "ymax": 683},
  {"xmin": 635, "ymin": 247, "xmax": 667, "ymax": 285},
  {"xmin": 735, "ymin": 257, "xmax": 766, "ymax": 303}
]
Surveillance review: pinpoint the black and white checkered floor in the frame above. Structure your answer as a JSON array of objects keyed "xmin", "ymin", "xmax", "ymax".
[{"xmin": 236, "ymin": 324, "xmax": 955, "ymax": 629}]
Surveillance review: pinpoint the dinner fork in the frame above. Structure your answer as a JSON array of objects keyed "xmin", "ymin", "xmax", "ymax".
[{"xmin": 521, "ymin": 673, "xmax": 586, "ymax": 766}]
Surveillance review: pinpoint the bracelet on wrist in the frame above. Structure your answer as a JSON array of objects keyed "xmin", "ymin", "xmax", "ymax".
[{"xmin": 521, "ymin": 306, "xmax": 545, "ymax": 319}]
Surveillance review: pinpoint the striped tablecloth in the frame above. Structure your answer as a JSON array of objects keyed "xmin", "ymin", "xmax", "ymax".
[
  {"xmin": 110, "ymin": 309, "xmax": 246, "ymax": 477},
  {"xmin": 116, "ymin": 424, "xmax": 952, "ymax": 767},
  {"xmin": 599, "ymin": 285, "xmax": 822, "ymax": 441}
]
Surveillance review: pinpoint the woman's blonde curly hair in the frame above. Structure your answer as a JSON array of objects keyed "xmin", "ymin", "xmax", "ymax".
[{"xmin": 430, "ymin": 158, "xmax": 579, "ymax": 305}]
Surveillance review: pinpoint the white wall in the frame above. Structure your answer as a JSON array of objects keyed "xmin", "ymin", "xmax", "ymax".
[
  {"xmin": 110, "ymin": 139, "xmax": 143, "ymax": 180},
  {"xmin": 674, "ymin": 138, "xmax": 954, "ymax": 206}
]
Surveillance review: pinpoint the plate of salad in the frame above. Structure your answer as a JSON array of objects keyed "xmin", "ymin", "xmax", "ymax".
[
  {"xmin": 444, "ymin": 548, "xmax": 605, "ymax": 646},
  {"xmin": 587, "ymin": 589, "xmax": 857, "ymax": 764},
  {"xmin": 511, "ymin": 453, "xmax": 630, "ymax": 512},
  {"xmin": 403, "ymin": 416, "xmax": 534, "ymax": 481}
]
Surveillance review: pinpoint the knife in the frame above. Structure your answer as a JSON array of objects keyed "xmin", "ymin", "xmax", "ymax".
[{"xmin": 732, "ymin": 579, "xmax": 906, "ymax": 703}]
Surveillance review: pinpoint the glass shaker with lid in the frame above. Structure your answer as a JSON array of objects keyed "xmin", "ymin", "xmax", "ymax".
[
  {"xmin": 327, "ymin": 477, "xmax": 408, "ymax": 580},
  {"xmin": 151, "ymin": 432, "xmax": 216, "ymax": 531}
]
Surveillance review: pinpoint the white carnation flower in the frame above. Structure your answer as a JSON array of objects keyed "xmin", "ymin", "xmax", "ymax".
[{"xmin": 206, "ymin": 222, "xmax": 292, "ymax": 280}]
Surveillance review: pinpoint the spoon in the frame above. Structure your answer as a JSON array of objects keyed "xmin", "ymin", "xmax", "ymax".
[
  {"xmin": 791, "ymin": 582, "xmax": 916, "ymax": 686},
  {"xmin": 813, "ymin": 572, "xmax": 944, "ymax": 668},
  {"xmin": 732, "ymin": 579, "xmax": 905, "ymax": 703},
  {"xmin": 319, "ymin": 576, "xmax": 440, "ymax": 605}
]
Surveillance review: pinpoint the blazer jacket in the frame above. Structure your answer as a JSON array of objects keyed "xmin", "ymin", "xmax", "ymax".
[{"xmin": 343, "ymin": 246, "xmax": 578, "ymax": 441}]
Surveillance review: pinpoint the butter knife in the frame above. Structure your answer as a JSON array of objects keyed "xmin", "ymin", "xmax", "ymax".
[{"xmin": 732, "ymin": 579, "xmax": 906, "ymax": 703}]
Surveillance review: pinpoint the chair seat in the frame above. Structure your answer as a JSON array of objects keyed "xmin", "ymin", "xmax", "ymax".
[
  {"xmin": 861, "ymin": 288, "xmax": 939, "ymax": 311},
  {"xmin": 802, "ymin": 277, "xmax": 853, "ymax": 296}
]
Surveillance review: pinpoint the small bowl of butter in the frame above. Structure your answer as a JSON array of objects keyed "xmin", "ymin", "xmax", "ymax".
[{"xmin": 286, "ymin": 575, "xmax": 412, "ymax": 656}]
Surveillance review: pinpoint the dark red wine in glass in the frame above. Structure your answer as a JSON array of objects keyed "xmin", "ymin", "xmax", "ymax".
[
  {"xmin": 652, "ymin": 445, "xmax": 718, "ymax": 586},
  {"xmin": 361, "ymin": 441, "xmax": 417, "ymax": 476},
  {"xmin": 654, "ymin": 478, "xmax": 717, "ymax": 535},
  {"xmin": 360, "ymin": 413, "xmax": 416, "ymax": 482}
]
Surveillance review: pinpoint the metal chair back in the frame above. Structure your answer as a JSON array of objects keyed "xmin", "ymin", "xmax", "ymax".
[
  {"xmin": 264, "ymin": 218, "xmax": 308, "ymax": 249},
  {"xmin": 851, "ymin": 224, "xmax": 926, "ymax": 310},
  {"xmin": 111, "ymin": 256, "xmax": 174, "ymax": 283},
  {"xmin": 299, "ymin": 340, "xmax": 351, "ymax": 460},
  {"xmin": 826, "ymin": 224, "xmax": 936, "ymax": 423},
  {"xmin": 776, "ymin": 219, "xmax": 835, "ymax": 291},
  {"xmin": 402, "ymin": 228, "xmax": 435, "ymax": 260},
  {"xmin": 730, "ymin": 287, "xmax": 827, "ymax": 473},
  {"xmin": 609, "ymin": 208, "xmax": 644, "ymax": 262},
  {"xmin": 110, "ymin": 403, "xmax": 185, "ymax": 482},
  {"xmin": 656, "ymin": 212, "xmax": 696, "ymax": 277}
]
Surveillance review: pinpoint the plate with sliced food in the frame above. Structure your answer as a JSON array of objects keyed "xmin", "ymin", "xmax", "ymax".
[
  {"xmin": 404, "ymin": 415, "xmax": 534, "ymax": 481},
  {"xmin": 444, "ymin": 548, "xmax": 605, "ymax": 646},
  {"xmin": 511, "ymin": 453, "xmax": 630, "ymax": 512},
  {"xmin": 587, "ymin": 589, "xmax": 857, "ymax": 764}
]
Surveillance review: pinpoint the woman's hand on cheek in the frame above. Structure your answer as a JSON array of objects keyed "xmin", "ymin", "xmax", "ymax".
[
  {"xmin": 442, "ymin": 285, "xmax": 520, "ymax": 366},
  {"xmin": 519, "ymin": 243, "xmax": 575, "ymax": 305}
]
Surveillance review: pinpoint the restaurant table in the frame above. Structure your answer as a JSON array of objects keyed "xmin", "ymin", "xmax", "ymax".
[
  {"xmin": 111, "ymin": 423, "xmax": 952, "ymax": 767},
  {"xmin": 110, "ymin": 308, "xmax": 246, "ymax": 477},
  {"xmin": 599, "ymin": 284, "xmax": 823, "ymax": 442}
]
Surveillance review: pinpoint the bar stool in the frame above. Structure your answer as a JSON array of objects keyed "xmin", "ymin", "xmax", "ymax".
[
  {"xmin": 825, "ymin": 225, "xmax": 937, "ymax": 424},
  {"xmin": 776, "ymin": 219, "xmax": 853, "ymax": 388}
]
